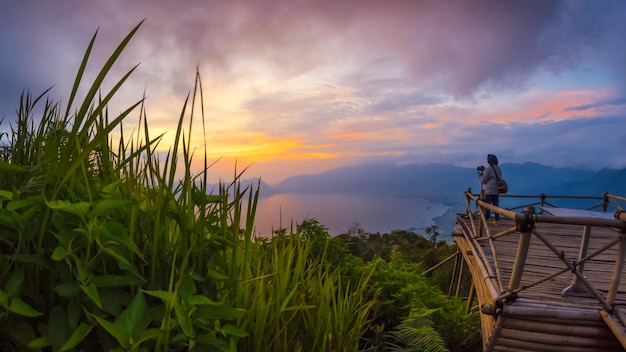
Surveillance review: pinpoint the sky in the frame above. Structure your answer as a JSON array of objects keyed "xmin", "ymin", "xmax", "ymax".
[{"xmin": 1, "ymin": 0, "xmax": 626, "ymax": 184}]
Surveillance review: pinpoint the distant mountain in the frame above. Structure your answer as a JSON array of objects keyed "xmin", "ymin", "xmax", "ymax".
[
  {"xmin": 267, "ymin": 162, "xmax": 621, "ymax": 204},
  {"xmin": 229, "ymin": 162, "xmax": 624, "ymax": 238},
  {"xmin": 274, "ymin": 163, "xmax": 467, "ymax": 202}
]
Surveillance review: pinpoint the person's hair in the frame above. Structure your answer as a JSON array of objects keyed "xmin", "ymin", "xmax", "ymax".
[{"xmin": 487, "ymin": 154, "xmax": 499, "ymax": 166}]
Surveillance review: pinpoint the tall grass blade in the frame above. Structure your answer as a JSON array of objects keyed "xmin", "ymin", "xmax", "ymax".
[{"xmin": 71, "ymin": 20, "xmax": 144, "ymax": 135}]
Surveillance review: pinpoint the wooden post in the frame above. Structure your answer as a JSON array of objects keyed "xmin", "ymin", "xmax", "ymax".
[
  {"xmin": 484, "ymin": 315, "xmax": 505, "ymax": 352},
  {"xmin": 448, "ymin": 252, "xmax": 463, "ymax": 297},
  {"xmin": 466, "ymin": 281, "xmax": 475, "ymax": 313},
  {"xmin": 606, "ymin": 234, "xmax": 626, "ymax": 306},
  {"xmin": 507, "ymin": 228, "xmax": 532, "ymax": 294},
  {"xmin": 562, "ymin": 225, "xmax": 591, "ymax": 296},
  {"xmin": 508, "ymin": 206, "xmax": 535, "ymax": 295},
  {"xmin": 455, "ymin": 257, "xmax": 464, "ymax": 298}
]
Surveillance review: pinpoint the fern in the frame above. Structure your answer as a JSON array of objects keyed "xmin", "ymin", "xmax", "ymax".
[{"xmin": 387, "ymin": 300, "xmax": 450, "ymax": 352}]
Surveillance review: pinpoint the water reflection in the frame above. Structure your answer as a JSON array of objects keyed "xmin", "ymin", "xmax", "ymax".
[{"xmin": 250, "ymin": 193, "xmax": 449, "ymax": 237}]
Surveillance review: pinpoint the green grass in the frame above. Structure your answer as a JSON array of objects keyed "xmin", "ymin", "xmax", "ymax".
[
  {"xmin": 233, "ymin": 231, "xmax": 375, "ymax": 351},
  {"xmin": 0, "ymin": 21, "xmax": 379, "ymax": 352}
]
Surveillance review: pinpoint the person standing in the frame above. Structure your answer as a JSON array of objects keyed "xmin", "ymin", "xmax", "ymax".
[{"xmin": 478, "ymin": 154, "xmax": 503, "ymax": 225}]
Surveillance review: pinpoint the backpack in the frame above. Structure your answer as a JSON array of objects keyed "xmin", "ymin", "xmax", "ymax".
[{"xmin": 493, "ymin": 167, "xmax": 508, "ymax": 193}]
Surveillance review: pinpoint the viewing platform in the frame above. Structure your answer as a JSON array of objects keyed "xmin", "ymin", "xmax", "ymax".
[{"xmin": 454, "ymin": 192, "xmax": 626, "ymax": 351}]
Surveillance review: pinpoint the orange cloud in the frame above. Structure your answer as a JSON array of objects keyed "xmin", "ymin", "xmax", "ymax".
[
  {"xmin": 181, "ymin": 130, "xmax": 339, "ymax": 165},
  {"xmin": 482, "ymin": 88, "xmax": 615, "ymax": 124}
]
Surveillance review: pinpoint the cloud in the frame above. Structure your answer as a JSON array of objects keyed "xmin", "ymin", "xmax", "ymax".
[
  {"xmin": 1, "ymin": 0, "xmax": 625, "ymax": 184},
  {"xmin": 564, "ymin": 96, "xmax": 626, "ymax": 112}
]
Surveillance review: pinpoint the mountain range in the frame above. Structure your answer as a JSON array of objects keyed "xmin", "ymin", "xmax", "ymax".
[
  {"xmin": 223, "ymin": 162, "xmax": 625, "ymax": 237},
  {"xmin": 253, "ymin": 162, "xmax": 625, "ymax": 205}
]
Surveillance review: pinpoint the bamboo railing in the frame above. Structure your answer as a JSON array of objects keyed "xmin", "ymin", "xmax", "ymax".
[{"xmin": 456, "ymin": 191, "xmax": 626, "ymax": 351}]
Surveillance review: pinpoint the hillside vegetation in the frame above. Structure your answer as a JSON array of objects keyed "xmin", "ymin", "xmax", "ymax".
[{"xmin": 0, "ymin": 22, "xmax": 479, "ymax": 351}]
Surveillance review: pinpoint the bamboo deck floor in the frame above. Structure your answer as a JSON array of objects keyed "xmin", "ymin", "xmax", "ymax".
[{"xmin": 456, "ymin": 216, "xmax": 626, "ymax": 352}]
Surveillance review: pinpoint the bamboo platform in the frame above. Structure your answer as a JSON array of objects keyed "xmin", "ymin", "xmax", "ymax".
[{"xmin": 454, "ymin": 192, "xmax": 626, "ymax": 352}]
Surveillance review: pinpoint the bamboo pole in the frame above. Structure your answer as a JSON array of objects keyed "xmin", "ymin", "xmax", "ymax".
[
  {"xmin": 524, "ymin": 213, "xmax": 624, "ymax": 229},
  {"xmin": 617, "ymin": 308, "xmax": 626, "ymax": 330},
  {"xmin": 421, "ymin": 250, "xmax": 459, "ymax": 275},
  {"xmin": 487, "ymin": 238, "xmax": 503, "ymax": 293},
  {"xmin": 562, "ymin": 225, "xmax": 591, "ymax": 295},
  {"xmin": 532, "ymin": 228, "xmax": 614, "ymax": 312},
  {"xmin": 454, "ymin": 221, "xmax": 500, "ymax": 302},
  {"xmin": 448, "ymin": 252, "xmax": 461, "ymax": 297},
  {"xmin": 498, "ymin": 329, "xmax": 620, "ymax": 349},
  {"xmin": 475, "ymin": 195, "xmax": 625, "ymax": 229},
  {"xmin": 467, "ymin": 231, "xmax": 501, "ymax": 295},
  {"xmin": 505, "ymin": 266, "xmax": 570, "ymax": 299},
  {"xmin": 484, "ymin": 316, "xmax": 505, "ymax": 352},
  {"xmin": 492, "ymin": 226, "xmax": 518, "ymax": 240},
  {"xmin": 454, "ymin": 223, "xmax": 498, "ymax": 346},
  {"xmin": 465, "ymin": 192, "xmax": 480, "ymax": 239},
  {"xmin": 455, "ymin": 256, "xmax": 464, "ymax": 297},
  {"xmin": 502, "ymin": 304, "xmax": 604, "ymax": 320},
  {"xmin": 507, "ymin": 227, "xmax": 532, "ymax": 294},
  {"xmin": 609, "ymin": 194, "xmax": 626, "ymax": 203},
  {"xmin": 466, "ymin": 281, "xmax": 476, "ymax": 313},
  {"xmin": 573, "ymin": 235, "xmax": 622, "ymax": 271},
  {"xmin": 495, "ymin": 336, "xmax": 619, "ymax": 352},
  {"xmin": 503, "ymin": 317, "xmax": 613, "ymax": 337},
  {"xmin": 601, "ymin": 309, "xmax": 626, "ymax": 349},
  {"xmin": 606, "ymin": 234, "xmax": 626, "ymax": 306}
]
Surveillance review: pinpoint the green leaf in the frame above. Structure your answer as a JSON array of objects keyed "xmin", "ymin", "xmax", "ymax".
[
  {"xmin": 101, "ymin": 247, "xmax": 142, "ymax": 279},
  {"xmin": 10, "ymin": 297, "xmax": 44, "ymax": 317},
  {"xmin": 92, "ymin": 314, "xmax": 128, "ymax": 347},
  {"xmin": 53, "ymin": 228, "xmax": 78, "ymax": 249},
  {"xmin": 221, "ymin": 324, "xmax": 249, "ymax": 338},
  {"xmin": 12, "ymin": 254, "xmax": 57, "ymax": 273},
  {"xmin": 51, "ymin": 246, "xmax": 68, "ymax": 261},
  {"xmin": 187, "ymin": 295, "xmax": 221, "ymax": 306},
  {"xmin": 91, "ymin": 275, "xmax": 143, "ymax": 288},
  {"xmin": 207, "ymin": 269, "xmax": 230, "ymax": 281},
  {"xmin": 4, "ymin": 266, "xmax": 25, "ymax": 297},
  {"xmin": 99, "ymin": 287, "xmax": 127, "ymax": 316},
  {"xmin": 55, "ymin": 282, "xmax": 81, "ymax": 297},
  {"xmin": 27, "ymin": 335, "xmax": 51, "ymax": 349},
  {"xmin": 91, "ymin": 199, "xmax": 135, "ymax": 216},
  {"xmin": 0, "ymin": 189, "xmax": 13, "ymax": 200},
  {"xmin": 67, "ymin": 299, "xmax": 81, "ymax": 330},
  {"xmin": 0, "ymin": 161, "xmax": 26, "ymax": 172},
  {"xmin": 115, "ymin": 291, "xmax": 150, "ymax": 342},
  {"xmin": 175, "ymin": 301, "xmax": 195, "ymax": 338},
  {"xmin": 196, "ymin": 334, "xmax": 230, "ymax": 349},
  {"xmin": 6, "ymin": 198, "xmax": 36, "ymax": 211},
  {"xmin": 197, "ymin": 304, "xmax": 246, "ymax": 320},
  {"xmin": 0, "ymin": 209, "xmax": 17, "ymax": 229},
  {"xmin": 96, "ymin": 221, "xmax": 143, "ymax": 258},
  {"xmin": 101, "ymin": 180, "xmax": 122, "ymax": 196},
  {"xmin": 81, "ymin": 282, "xmax": 103, "ymax": 308},
  {"xmin": 133, "ymin": 328, "xmax": 162, "ymax": 346},
  {"xmin": 279, "ymin": 286, "xmax": 299, "ymax": 314},
  {"xmin": 141, "ymin": 289, "xmax": 172, "ymax": 302},
  {"xmin": 46, "ymin": 200, "xmax": 91, "ymax": 218},
  {"xmin": 0, "ymin": 289, "xmax": 43, "ymax": 317},
  {"xmin": 49, "ymin": 306, "xmax": 70, "ymax": 351},
  {"xmin": 59, "ymin": 322, "xmax": 93, "ymax": 351},
  {"xmin": 178, "ymin": 274, "xmax": 196, "ymax": 301}
]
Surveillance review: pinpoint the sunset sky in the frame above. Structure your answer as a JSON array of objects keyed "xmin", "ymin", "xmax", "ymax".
[{"xmin": 1, "ymin": 0, "xmax": 625, "ymax": 183}]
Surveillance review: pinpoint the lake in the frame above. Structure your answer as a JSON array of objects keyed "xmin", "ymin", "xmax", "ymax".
[{"xmin": 250, "ymin": 193, "xmax": 451, "ymax": 237}]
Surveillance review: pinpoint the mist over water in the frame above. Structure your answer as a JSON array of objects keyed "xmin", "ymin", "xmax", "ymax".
[{"xmin": 251, "ymin": 193, "xmax": 450, "ymax": 237}]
